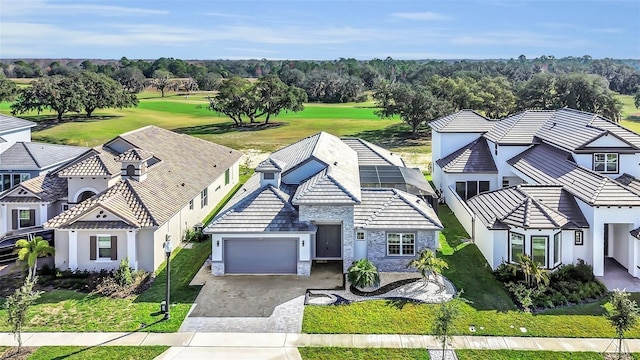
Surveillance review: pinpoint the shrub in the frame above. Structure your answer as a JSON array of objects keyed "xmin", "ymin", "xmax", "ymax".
[
  {"xmin": 114, "ymin": 258, "xmax": 133, "ymax": 287},
  {"xmin": 185, "ymin": 228, "xmax": 205, "ymax": 242},
  {"xmin": 347, "ymin": 259, "xmax": 380, "ymax": 289},
  {"xmin": 494, "ymin": 262, "xmax": 519, "ymax": 283},
  {"xmin": 93, "ymin": 269, "xmax": 150, "ymax": 298}
]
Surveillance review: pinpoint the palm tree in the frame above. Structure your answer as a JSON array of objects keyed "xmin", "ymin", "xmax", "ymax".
[
  {"xmin": 408, "ymin": 250, "xmax": 449, "ymax": 285},
  {"xmin": 509, "ymin": 254, "xmax": 548, "ymax": 288},
  {"xmin": 347, "ymin": 259, "xmax": 380, "ymax": 289},
  {"xmin": 14, "ymin": 236, "xmax": 55, "ymax": 280}
]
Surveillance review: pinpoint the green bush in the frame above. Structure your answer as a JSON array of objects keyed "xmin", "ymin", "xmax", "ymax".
[
  {"xmin": 114, "ymin": 258, "xmax": 133, "ymax": 287},
  {"xmin": 185, "ymin": 228, "xmax": 205, "ymax": 242}
]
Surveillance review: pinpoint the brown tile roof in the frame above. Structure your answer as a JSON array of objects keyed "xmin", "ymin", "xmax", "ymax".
[
  {"xmin": 1, "ymin": 174, "xmax": 68, "ymax": 202},
  {"xmin": 45, "ymin": 126, "xmax": 242, "ymax": 229},
  {"xmin": 59, "ymin": 221, "xmax": 138, "ymax": 230},
  {"xmin": 467, "ymin": 185, "xmax": 588, "ymax": 230},
  {"xmin": 58, "ymin": 148, "xmax": 121, "ymax": 177},
  {"xmin": 117, "ymin": 148, "xmax": 154, "ymax": 161},
  {"xmin": 508, "ymin": 144, "xmax": 640, "ymax": 206},
  {"xmin": 436, "ymin": 137, "xmax": 497, "ymax": 173}
]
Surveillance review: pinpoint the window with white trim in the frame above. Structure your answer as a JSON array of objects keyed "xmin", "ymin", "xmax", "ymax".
[
  {"xmin": 553, "ymin": 232, "xmax": 561, "ymax": 267},
  {"xmin": 387, "ymin": 233, "xmax": 415, "ymax": 256},
  {"xmin": 18, "ymin": 209, "xmax": 33, "ymax": 228},
  {"xmin": 356, "ymin": 231, "xmax": 365, "ymax": 241},
  {"xmin": 594, "ymin": 153, "xmax": 618, "ymax": 173},
  {"xmin": 531, "ymin": 236, "xmax": 548, "ymax": 267},
  {"xmin": 98, "ymin": 235, "xmax": 112, "ymax": 259},
  {"xmin": 200, "ymin": 188, "xmax": 208, "ymax": 208},
  {"xmin": 509, "ymin": 232, "xmax": 524, "ymax": 262}
]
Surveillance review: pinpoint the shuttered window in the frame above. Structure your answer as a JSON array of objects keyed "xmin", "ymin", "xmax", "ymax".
[{"xmin": 91, "ymin": 235, "xmax": 118, "ymax": 261}]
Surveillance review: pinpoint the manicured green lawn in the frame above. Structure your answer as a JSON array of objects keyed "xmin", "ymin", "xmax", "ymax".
[
  {"xmin": 299, "ymin": 347, "xmax": 430, "ymax": 360},
  {"xmin": 0, "ymin": 239, "xmax": 210, "ymax": 332},
  {"xmin": 618, "ymin": 94, "xmax": 640, "ymax": 133},
  {"xmin": 27, "ymin": 346, "xmax": 168, "ymax": 360},
  {"xmin": 456, "ymin": 350, "xmax": 605, "ymax": 360},
  {"xmin": 0, "ymin": 90, "xmax": 423, "ymax": 154},
  {"xmin": 302, "ymin": 204, "xmax": 640, "ymax": 338}
]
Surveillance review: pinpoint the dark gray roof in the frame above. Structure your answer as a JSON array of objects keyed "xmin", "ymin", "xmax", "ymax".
[
  {"xmin": 354, "ymin": 188, "xmax": 442, "ymax": 230},
  {"xmin": 292, "ymin": 164, "xmax": 361, "ymax": 204},
  {"xmin": 632, "ymin": 227, "xmax": 640, "ymax": 239},
  {"xmin": 616, "ymin": 174, "xmax": 640, "ymax": 195},
  {"xmin": 0, "ymin": 115, "xmax": 35, "ymax": 133},
  {"xmin": 0, "ymin": 142, "xmax": 88, "ymax": 171},
  {"xmin": 467, "ymin": 185, "xmax": 588, "ymax": 230},
  {"xmin": 429, "ymin": 110, "xmax": 496, "ymax": 133},
  {"xmin": 587, "ymin": 117, "xmax": 640, "ymax": 149},
  {"xmin": 341, "ymin": 138, "xmax": 405, "ymax": 166},
  {"xmin": 359, "ymin": 165, "xmax": 435, "ymax": 196},
  {"xmin": 485, "ymin": 110, "xmax": 553, "ymax": 145},
  {"xmin": 535, "ymin": 109, "xmax": 604, "ymax": 150},
  {"xmin": 206, "ymin": 174, "xmax": 315, "ymax": 233},
  {"xmin": 255, "ymin": 158, "xmax": 285, "ymax": 172},
  {"xmin": 436, "ymin": 138, "xmax": 497, "ymax": 173},
  {"xmin": 508, "ymin": 144, "xmax": 640, "ymax": 206}
]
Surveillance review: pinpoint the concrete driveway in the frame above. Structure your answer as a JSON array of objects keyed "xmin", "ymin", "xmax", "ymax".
[{"xmin": 179, "ymin": 261, "xmax": 343, "ymax": 333}]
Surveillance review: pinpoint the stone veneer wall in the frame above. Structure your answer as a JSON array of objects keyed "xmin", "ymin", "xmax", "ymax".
[
  {"xmin": 367, "ymin": 230, "xmax": 437, "ymax": 272},
  {"xmin": 298, "ymin": 204, "xmax": 355, "ymax": 273}
]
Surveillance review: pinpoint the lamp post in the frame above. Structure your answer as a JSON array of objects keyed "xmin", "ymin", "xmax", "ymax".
[{"xmin": 163, "ymin": 236, "xmax": 172, "ymax": 320}]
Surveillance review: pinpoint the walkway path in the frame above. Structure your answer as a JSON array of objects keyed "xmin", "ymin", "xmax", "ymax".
[{"xmin": 1, "ymin": 332, "xmax": 638, "ymax": 359}]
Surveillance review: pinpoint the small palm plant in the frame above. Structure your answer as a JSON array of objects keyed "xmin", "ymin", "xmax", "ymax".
[
  {"xmin": 408, "ymin": 249, "xmax": 449, "ymax": 285},
  {"xmin": 347, "ymin": 259, "xmax": 380, "ymax": 289},
  {"xmin": 14, "ymin": 236, "xmax": 55, "ymax": 281},
  {"xmin": 509, "ymin": 254, "xmax": 548, "ymax": 288}
]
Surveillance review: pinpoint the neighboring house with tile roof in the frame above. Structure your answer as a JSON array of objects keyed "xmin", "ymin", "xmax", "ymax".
[
  {"xmin": 0, "ymin": 126, "xmax": 242, "ymax": 272},
  {"xmin": 204, "ymin": 131, "xmax": 441, "ymax": 276},
  {"xmin": 430, "ymin": 108, "xmax": 640, "ymax": 279}
]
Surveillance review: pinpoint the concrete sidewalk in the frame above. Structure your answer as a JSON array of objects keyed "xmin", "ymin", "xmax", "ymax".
[{"xmin": 0, "ymin": 332, "xmax": 634, "ymax": 352}]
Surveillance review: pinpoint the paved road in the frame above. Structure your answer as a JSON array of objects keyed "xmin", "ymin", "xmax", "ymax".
[{"xmin": 1, "ymin": 332, "xmax": 638, "ymax": 359}]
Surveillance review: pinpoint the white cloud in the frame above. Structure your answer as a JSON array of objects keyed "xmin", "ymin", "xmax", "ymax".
[
  {"xmin": 0, "ymin": 0, "xmax": 168, "ymax": 17},
  {"xmin": 450, "ymin": 31, "xmax": 590, "ymax": 48},
  {"xmin": 391, "ymin": 12, "xmax": 450, "ymax": 20}
]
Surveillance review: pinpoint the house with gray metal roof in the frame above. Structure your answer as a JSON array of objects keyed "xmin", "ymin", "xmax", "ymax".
[
  {"xmin": 0, "ymin": 126, "xmax": 242, "ymax": 272},
  {"xmin": 431, "ymin": 108, "xmax": 640, "ymax": 279},
  {"xmin": 205, "ymin": 131, "xmax": 441, "ymax": 276}
]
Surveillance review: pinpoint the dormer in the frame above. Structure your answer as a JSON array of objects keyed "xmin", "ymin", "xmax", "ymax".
[
  {"xmin": 117, "ymin": 148, "xmax": 153, "ymax": 182},
  {"xmin": 255, "ymin": 158, "xmax": 284, "ymax": 188}
]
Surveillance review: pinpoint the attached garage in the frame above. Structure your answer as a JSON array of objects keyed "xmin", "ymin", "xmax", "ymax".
[{"xmin": 223, "ymin": 237, "xmax": 298, "ymax": 274}]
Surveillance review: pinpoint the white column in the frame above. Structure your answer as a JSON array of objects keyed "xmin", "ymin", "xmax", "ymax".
[
  {"xmin": 127, "ymin": 230, "xmax": 137, "ymax": 270},
  {"xmin": 300, "ymin": 234, "xmax": 311, "ymax": 261},
  {"xmin": 39, "ymin": 203, "xmax": 47, "ymax": 225},
  {"xmin": 592, "ymin": 222, "xmax": 605, "ymax": 277},
  {"xmin": 68, "ymin": 231, "xmax": 78, "ymax": 270},
  {"xmin": 629, "ymin": 231, "xmax": 638, "ymax": 277},
  {"xmin": 0, "ymin": 205, "xmax": 7, "ymax": 235}
]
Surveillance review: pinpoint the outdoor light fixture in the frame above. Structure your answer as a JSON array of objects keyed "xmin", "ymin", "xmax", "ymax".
[
  {"xmin": 163, "ymin": 236, "xmax": 172, "ymax": 320},
  {"xmin": 216, "ymin": 240, "xmax": 220, "ymax": 247},
  {"xmin": 302, "ymin": 240, "xmax": 305, "ymax": 246}
]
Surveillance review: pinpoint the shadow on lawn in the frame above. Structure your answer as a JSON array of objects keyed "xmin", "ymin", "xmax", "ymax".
[
  {"xmin": 17, "ymin": 114, "xmax": 123, "ymax": 131},
  {"xmin": 350, "ymin": 123, "xmax": 429, "ymax": 149},
  {"xmin": 174, "ymin": 122, "xmax": 285, "ymax": 137}
]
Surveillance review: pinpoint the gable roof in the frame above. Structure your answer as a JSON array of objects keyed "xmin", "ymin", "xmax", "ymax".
[
  {"xmin": 616, "ymin": 173, "xmax": 640, "ymax": 196},
  {"xmin": 0, "ymin": 114, "xmax": 35, "ymax": 133},
  {"xmin": 467, "ymin": 185, "xmax": 588, "ymax": 230},
  {"xmin": 44, "ymin": 126, "xmax": 242, "ymax": 229},
  {"xmin": 484, "ymin": 110, "xmax": 553, "ymax": 145},
  {"xmin": 507, "ymin": 144, "xmax": 640, "ymax": 206},
  {"xmin": 354, "ymin": 188, "xmax": 442, "ymax": 230},
  {"xmin": 293, "ymin": 164, "xmax": 361, "ymax": 204},
  {"xmin": 436, "ymin": 137, "xmax": 497, "ymax": 173},
  {"xmin": 0, "ymin": 173, "xmax": 67, "ymax": 203},
  {"xmin": 429, "ymin": 110, "xmax": 496, "ymax": 133},
  {"xmin": 206, "ymin": 174, "xmax": 314, "ymax": 233},
  {"xmin": 0, "ymin": 142, "xmax": 88, "ymax": 171},
  {"xmin": 117, "ymin": 147, "xmax": 154, "ymax": 162},
  {"xmin": 58, "ymin": 148, "xmax": 121, "ymax": 177},
  {"xmin": 341, "ymin": 138, "xmax": 405, "ymax": 166},
  {"xmin": 255, "ymin": 158, "xmax": 285, "ymax": 172}
]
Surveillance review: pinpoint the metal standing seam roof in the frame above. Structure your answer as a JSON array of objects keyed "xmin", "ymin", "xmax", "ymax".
[
  {"xmin": 534, "ymin": 109, "xmax": 605, "ymax": 150},
  {"xmin": 0, "ymin": 114, "xmax": 36, "ymax": 133},
  {"xmin": 435, "ymin": 137, "xmax": 498, "ymax": 173},
  {"xmin": 587, "ymin": 117, "xmax": 640, "ymax": 149},
  {"xmin": 484, "ymin": 110, "xmax": 553, "ymax": 145},
  {"xmin": 341, "ymin": 138, "xmax": 405, "ymax": 167},
  {"xmin": 0, "ymin": 142, "xmax": 88, "ymax": 170},
  {"xmin": 466, "ymin": 185, "xmax": 588, "ymax": 230},
  {"xmin": 507, "ymin": 144, "xmax": 640, "ymax": 206},
  {"xmin": 429, "ymin": 109, "xmax": 496, "ymax": 133},
  {"xmin": 205, "ymin": 174, "xmax": 315, "ymax": 233},
  {"xmin": 354, "ymin": 188, "xmax": 442, "ymax": 230}
]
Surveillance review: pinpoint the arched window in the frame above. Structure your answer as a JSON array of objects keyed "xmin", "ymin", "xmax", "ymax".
[
  {"xmin": 126, "ymin": 164, "xmax": 135, "ymax": 176},
  {"xmin": 77, "ymin": 190, "xmax": 96, "ymax": 203}
]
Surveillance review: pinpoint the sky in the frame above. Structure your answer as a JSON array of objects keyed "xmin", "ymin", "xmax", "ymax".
[{"xmin": 0, "ymin": 0, "xmax": 639, "ymax": 60}]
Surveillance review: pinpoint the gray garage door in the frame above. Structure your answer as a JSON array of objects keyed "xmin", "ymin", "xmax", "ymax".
[{"xmin": 224, "ymin": 238, "xmax": 298, "ymax": 274}]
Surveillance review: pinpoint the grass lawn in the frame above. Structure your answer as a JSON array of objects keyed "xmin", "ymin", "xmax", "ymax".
[
  {"xmin": 302, "ymin": 204, "xmax": 640, "ymax": 338},
  {"xmin": 618, "ymin": 94, "xmax": 640, "ymax": 133},
  {"xmin": 456, "ymin": 350, "xmax": 609, "ymax": 360},
  {"xmin": 0, "ymin": 90, "xmax": 428, "ymax": 154},
  {"xmin": 27, "ymin": 346, "xmax": 168, "ymax": 360},
  {"xmin": 0, "ymin": 239, "xmax": 210, "ymax": 332},
  {"xmin": 299, "ymin": 347, "xmax": 429, "ymax": 360}
]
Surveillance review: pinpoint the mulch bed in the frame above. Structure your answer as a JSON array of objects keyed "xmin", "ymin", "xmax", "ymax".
[{"xmin": 0, "ymin": 347, "xmax": 37, "ymax": 360}]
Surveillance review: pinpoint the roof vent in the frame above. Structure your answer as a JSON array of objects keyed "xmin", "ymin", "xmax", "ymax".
[{"xmin": 334, "ymin": 161, "xmax": 338, "ymax": 166}]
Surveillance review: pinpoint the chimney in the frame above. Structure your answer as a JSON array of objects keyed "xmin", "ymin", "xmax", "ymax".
[{"xmin": 117, "ymin": 148, "xmax": 153, "ymax": 182}]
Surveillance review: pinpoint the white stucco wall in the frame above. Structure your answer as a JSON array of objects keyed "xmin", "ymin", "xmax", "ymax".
[
  {"xmin": 66, "ymin": 177, "xmax": 113, "ymax": 203},
  {"xmin": 437, "ymin": 132, "xmax": 483, "ymax": 159},
  {"xmin": 573, "ymin": 153, "xmax": 640, "ymax": 179},
  {"xmin": 487, "ymin": 142, "xmax": 530, "ymax": 180},
  {"xmin": 0, "ymin": 128, "xmax": 31, "ymax": 154},
  {"xmin": 54, "ymin": 229, "xmax": 130, "ymax": 271}
]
